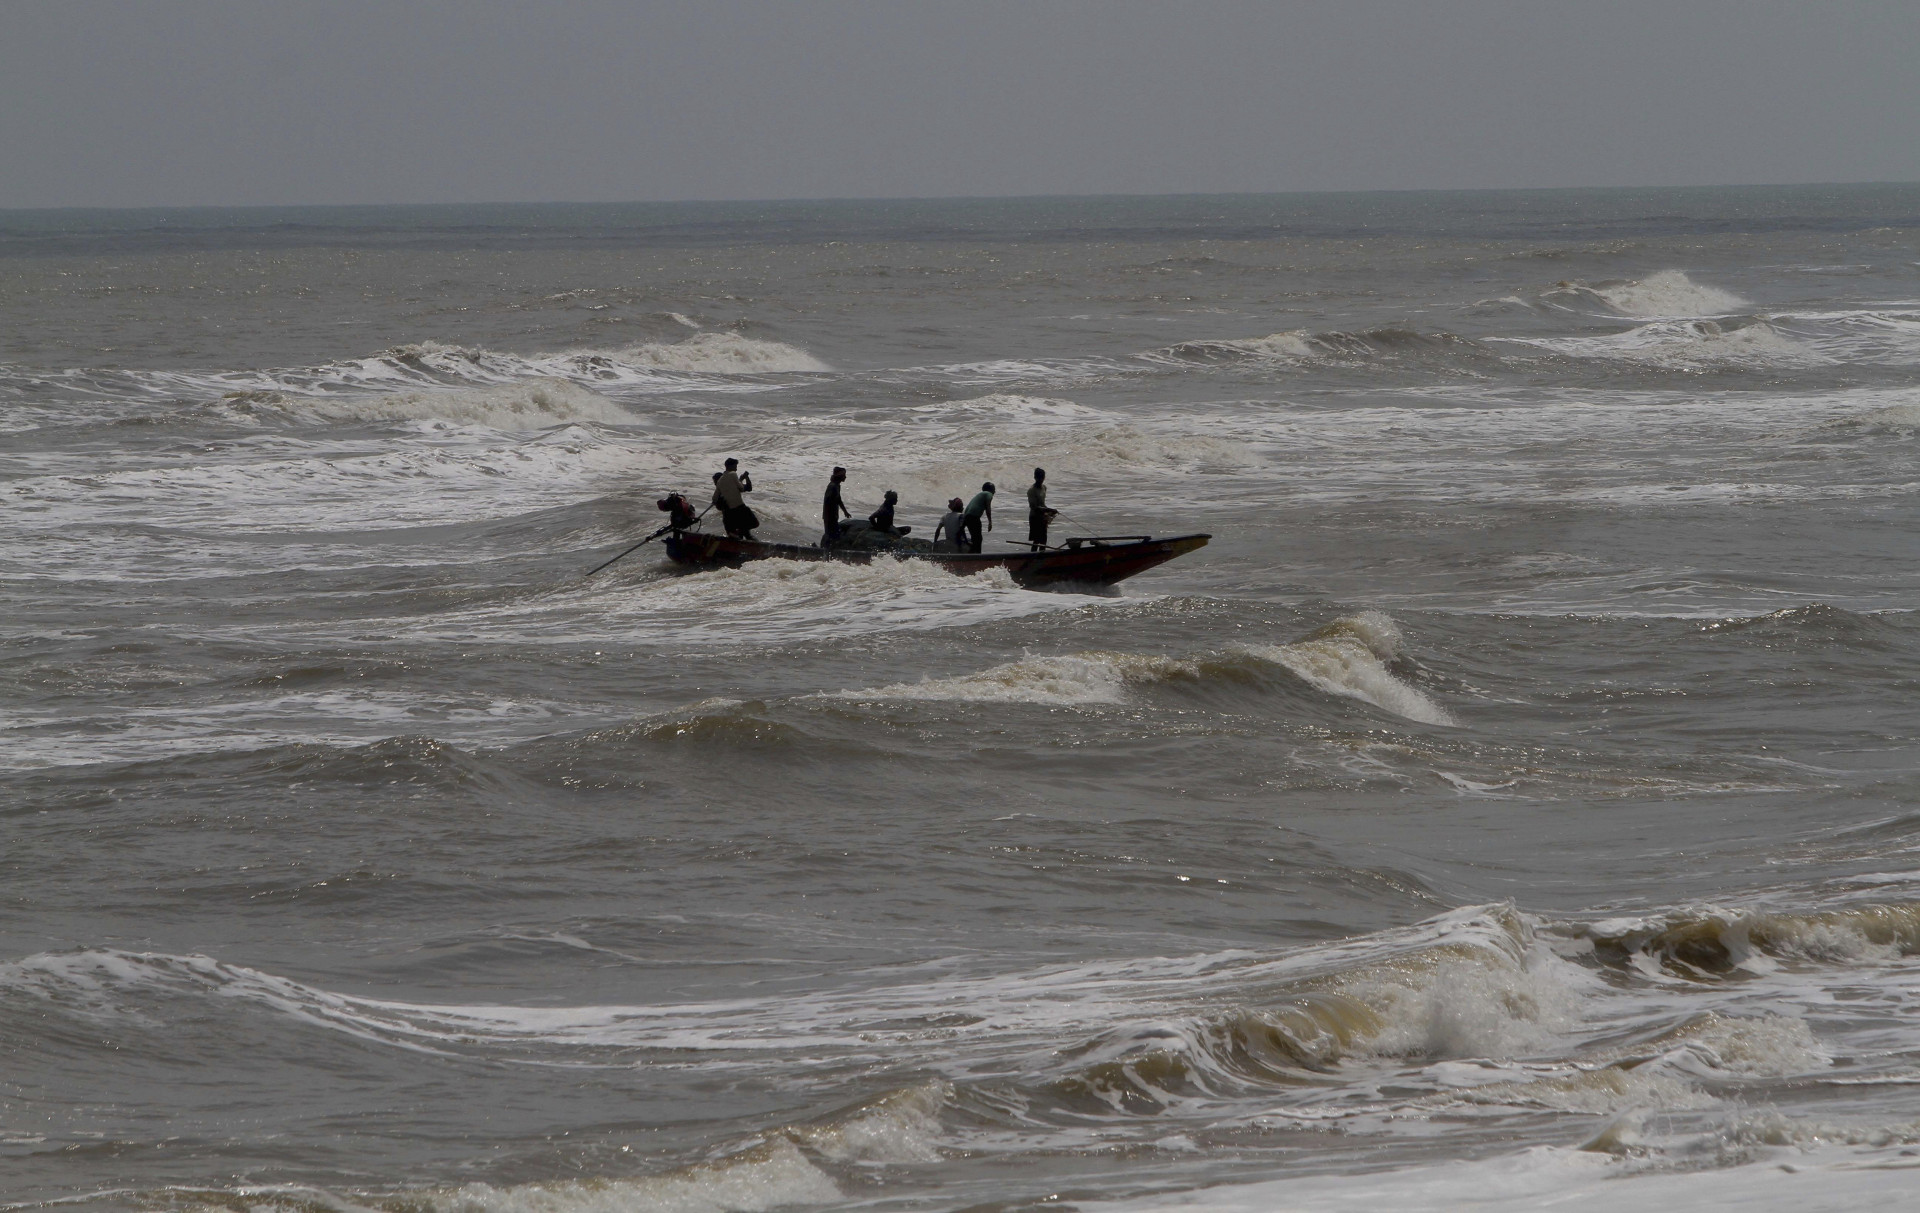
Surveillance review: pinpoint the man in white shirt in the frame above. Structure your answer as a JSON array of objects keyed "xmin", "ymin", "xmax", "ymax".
[{"xmin": 714, "ymin": 457, "xmax": 756, "ymax": 538}]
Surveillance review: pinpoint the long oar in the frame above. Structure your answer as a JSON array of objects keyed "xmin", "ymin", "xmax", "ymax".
[
  {"xmin": 586, "ymin": 505, "xmax": 711, "ymax": 577},
  {"xmin": 1046, "ymin": 506, "xmax": 1089, "ymax": 538}
]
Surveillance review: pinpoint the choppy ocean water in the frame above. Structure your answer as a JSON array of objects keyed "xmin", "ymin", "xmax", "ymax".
[{"xmin": 5, "ymin": 187, "xmax": 1920, "ymax": 1211}]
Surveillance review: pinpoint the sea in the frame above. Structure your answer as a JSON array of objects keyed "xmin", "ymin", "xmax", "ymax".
[{"xmin": 6, "ymin": 187, "xmax": 1920, "ymax": 1212}]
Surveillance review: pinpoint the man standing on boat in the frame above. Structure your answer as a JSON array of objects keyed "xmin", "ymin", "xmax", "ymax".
[
  {"xmin": 1027, "ymin": 467, "xmax": 1058, "ymax": 549},
  {"xmin": 962, "ymin": 482, "xmax": 995, "ymax": 553},
  {"xmin": 821, "ymin": 466, "xmax": 850, "ymax": 546},
  {"xmin": 715, "ymin": 458, "xmax": 757, "ymax": 539}
]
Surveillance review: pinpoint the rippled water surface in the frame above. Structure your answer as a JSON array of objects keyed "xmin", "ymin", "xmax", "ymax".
[{"xmin": 6, "ymin": 189, "xmax": 1920, "ymax": 1211}]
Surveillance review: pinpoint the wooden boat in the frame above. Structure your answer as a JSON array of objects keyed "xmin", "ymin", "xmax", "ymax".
[{"xmin": 662, "ymin": 530, "xmax": 1210, "ymax": 588}]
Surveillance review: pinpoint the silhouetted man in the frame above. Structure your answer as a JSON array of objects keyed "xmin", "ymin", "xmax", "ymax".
[
  {"xmin": 1027, "ymin": 467, "xmax": 1058, "ymax": 548},
  {"xmin": 822, "ymin": 466, "xmax": 850, "ymax": 545}
]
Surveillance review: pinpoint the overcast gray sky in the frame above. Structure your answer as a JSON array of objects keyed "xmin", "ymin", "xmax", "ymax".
[{"xmin": 4, "ymin": 0, "xmax": 1917, "ymax": 207}]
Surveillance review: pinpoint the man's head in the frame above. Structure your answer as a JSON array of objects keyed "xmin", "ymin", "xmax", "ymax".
[
  {"xmin": 724, "ymin": 457, "xmax": 739, "ymax": 470},
  {"xmin": 832, "ymin": 466, "xmax": 846, "ymax": 481},
  {"xmin": 982, "ymin": 482, "xmax": 995, "ymax": 493},
  {"xmin": 884, "ymin": 490, "xmax": 898, "ymax": 502},
  {"xmin": 948, "ymin": 497, "xmax": 964, "ymax": 511},
  {"xmin": 1034, "ymin": 468, "xmax": 1046, "ymax": 483}
]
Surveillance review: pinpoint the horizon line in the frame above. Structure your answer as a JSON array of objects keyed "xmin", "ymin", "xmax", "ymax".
[{"xmin": 6, "ymin": 179, "xmax": 1920, "ymax": 215}]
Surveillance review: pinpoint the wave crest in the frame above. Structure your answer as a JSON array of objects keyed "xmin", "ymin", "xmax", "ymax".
[
  {"xmin": 614, "ymin": 332, "xmax": 829, "ymax": 374},
  {"xmin": 824, "ymin": 612, "xmax": 1453, "ymax": 724},
  {"xmin": 430, "ymin": 1136, "xmax": 840, "ymax": 1213},
  {"xmin": 1584, "ymin": 270, "xmax": 1748, "ymax": 318},
  {"xmin": 1503, "ymin": 316, "xmax": 1820, "ymax": 369},
  {"xmin": 227, "ymin": 377, "xmax": 633, "ymax": 430},
  {"xmin": 1153, "ymin": 327, "xmax": 1482, "ymax": 366},
  {"xmin": 1582, "ymin": 902, "xmax": 1920, "ymax": 976},
  {"xmin": 1248, "ymin": 611, "xmax": 1455, "ymax": 726}
]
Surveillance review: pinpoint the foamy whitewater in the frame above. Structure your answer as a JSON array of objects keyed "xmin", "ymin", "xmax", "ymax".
[{"xmin": 7, "ymin": 189, "xmax": 1920, "ymax": 1212}]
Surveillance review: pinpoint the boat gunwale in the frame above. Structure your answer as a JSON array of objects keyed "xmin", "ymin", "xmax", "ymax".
[{"xmin": 659, "ymin": 530, "xmax": 1210, "ymax": 586}]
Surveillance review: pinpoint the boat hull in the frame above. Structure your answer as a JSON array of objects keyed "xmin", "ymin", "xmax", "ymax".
[{"xmin": 662, "ymin": 532, "xmax": 1210, "ymax": 587}]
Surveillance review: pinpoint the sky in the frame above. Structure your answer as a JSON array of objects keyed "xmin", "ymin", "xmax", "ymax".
[{"xmin": 3, "ymin": 0, "xmax": 1917, "ymax": 208}]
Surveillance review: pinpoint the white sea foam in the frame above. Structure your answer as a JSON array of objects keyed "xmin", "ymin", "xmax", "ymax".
[
  {"xmin": 787, "ymin": 1083, "xmax": 948, "ymax": 1164},
  {"xmin": 1634, "ymin": 1012, "xmax": 1828, "ymax": 1081},
  {"xmin": 1432, "ymin": 1066, "xmax": 1712, "ymax": 1116},
  {"xmin": 426, "ymin": 1137, "xmax": 839, "ymax": 1213},
  {"xmin": 1848, "ymin": 396, "xmax": 1920, "ymax": 431},
  {"xmin": 1355, "ymin": 951, "xmax": 1577, "ymax": 1060},
  {"xmin": 1506, "ymin": 318, "xmax": 1823, "ymax": 368},
  {"xmin": 2, "ymin": 337, "xmax": 819, "ymax": 421},
  {"xmin": 397, "ymin": 553, "xmax": 1090, "ymax": 650},
  {"xmin": 1589, "ymin": 270, "xmax": 1748, "ymax": 318},
  {"xmin": 1087, "ymin": 1142, "xmax": 1919, "ymax": 1213},
  {"xmin": 0, "ymin": 908, "xmax": 1542, "ymax": 1061},
  {"xmin": 5, "ymin": 425, "xmax": 658, "ymax": 536},
  {"xmin": 928, "ymin": 357, "xmax": 1113, "ymax": 383},
  {"xmin": 0, "ymin": 689, "xmax": 586, "ymax": 771},
  {"xmin": 838, "ymin": 424, "xmax": 1255, "ymax": 509},
  {"xmin": 615, "ymin": 332, "xmax": 829, "ymax": 374},
  {"xmin": 909, "ymin": 393, "xmax": 1111, "ymax": 424},
  {"xmin": 827, "ymin": 652, "xmax": 1196, "ymax": 706},
  {"xmin": 11, "ymin": 898, "xmax": 1911, "ymax": 1190},
  {"xmin": 266, "ymin": 378, "xmax": 636, "ymax": 430}
]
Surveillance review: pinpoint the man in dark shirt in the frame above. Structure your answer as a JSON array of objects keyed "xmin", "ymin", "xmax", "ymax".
[
  {"xmin": 1026, "ymin": 467, "xmax": 1057, "ymax": 548},
  {"xmin": 822, "ymin": 466, "xmax": 850, "ymax": 545},
  {"xmin": 868, "ymin": 490, "xmax": 903, "ymax": 537},
  {"xmin": 961, "ymin": 482, "xmax": 995, "ymax": 553}
]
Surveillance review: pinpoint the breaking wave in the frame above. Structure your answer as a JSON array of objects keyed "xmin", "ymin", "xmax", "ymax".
[
  {"xmin": 826, "ymin": 612, "xmax": 1456, "ymax": 724},
  {"xmin": 614, "ymin": 331, "xmax": 830, "ymax": 374},
  {"xmin": 223, "ymin": 377, "xmax": 635, "ymax": 430},
  {"xmin": 13, "ymin": 893, "xmax": 1916, "ymax": 1209},
  {"xmin": 2, "ymin": 334, "xmax": 829, "ymax": 426},
  {"xmin": 1550, "ymin": 270, "xmax": 1748, "ymax": 318},
  {"xmin": 1151, "ymin": 327, "xmax": 1484, "ymax": 366},
  {"xmin": 1591, "ymin": 270, "xmax": 1748, "ymax": 317},
  {"xmin": 7, "ymin": 423, "xmax": 653, "ymax": 537},
  {"xmin": 1502, "ymin": 317, "xmax": 1821, "ymax": 369},
  {"xmin": 1579, "ymin": 902, "xmax": 1920, "ymax": 976},
  {"xmin": 1250, "ymin": 611, "xmax": 1457, "ymax": 726}
]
